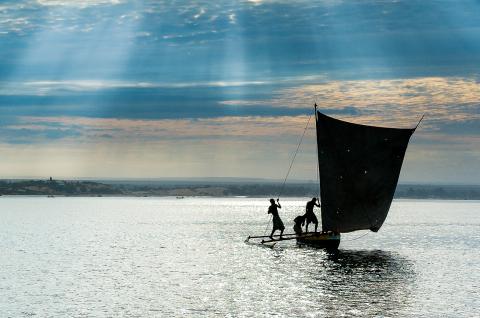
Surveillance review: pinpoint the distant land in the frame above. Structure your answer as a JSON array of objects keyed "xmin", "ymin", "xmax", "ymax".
[{"xmin": 1, "ymin": 179, "xmax": 480, "ymax": 200}]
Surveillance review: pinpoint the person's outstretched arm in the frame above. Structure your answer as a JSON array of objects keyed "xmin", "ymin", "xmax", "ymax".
[{"xmin": 276, "ymin": 199, "xmax": 281, "ymax": 209}]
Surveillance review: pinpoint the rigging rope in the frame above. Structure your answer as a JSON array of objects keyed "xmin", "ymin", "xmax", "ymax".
[
  {"xmin": 263, "ymin": 113, "xmax": 313, "ymax": 235},
  {"xmin": 277, "ymin": 113, "xmax": 313, "ymax": 199},
  {"xmin": 342, "ymin": 231, "xmax": 369, "ymax": 241},
  {"xmin": 262, "ymin": 214, "xmax": 273, "ymax": 235}
]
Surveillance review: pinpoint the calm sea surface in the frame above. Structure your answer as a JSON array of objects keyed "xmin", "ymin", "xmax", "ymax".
[{"xmin": 1, "ymin": 197, "xmax": 479, "ymax": 317}]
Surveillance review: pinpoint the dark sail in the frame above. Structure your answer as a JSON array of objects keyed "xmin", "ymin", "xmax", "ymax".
[{"xmin": 317, "ymin": 111, "xmax": 415, "ymax": 233}]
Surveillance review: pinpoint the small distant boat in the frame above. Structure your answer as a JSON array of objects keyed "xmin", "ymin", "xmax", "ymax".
[
  {"xmin": 176, "ymin": 196, "xmax": 185, "ymax": 199},
  {"xmin": 247, "ymin": 104, "xmax": 420, "ymax": 250}
]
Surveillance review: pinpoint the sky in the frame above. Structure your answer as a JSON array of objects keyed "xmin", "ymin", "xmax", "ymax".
[{"xmin": 0, "ymin": 0, "xmax": 479, "ymax": 183}]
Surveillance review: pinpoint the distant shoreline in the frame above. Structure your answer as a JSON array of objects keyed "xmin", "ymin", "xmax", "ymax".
[
  {"xmin": 1, "ymin": 195, "xmax": 480, "ymax": 202},
  {"xmin": 1, "ymin": 179, "xmax": 480, "ymax": 200}
]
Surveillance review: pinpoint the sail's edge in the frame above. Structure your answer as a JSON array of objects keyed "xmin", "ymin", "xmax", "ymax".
[
  {"xmin": 317, "ymin": 111, "xmax": 414, "ymax": 233},
  {"xmin": 317, "ymin": 111, "xmax": 417, "ymax": 132}
]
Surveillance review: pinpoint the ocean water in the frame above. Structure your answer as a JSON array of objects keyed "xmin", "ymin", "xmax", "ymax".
[{"xmin": 0, "ymin": 197, "xmax": 479, "ymax": 317}]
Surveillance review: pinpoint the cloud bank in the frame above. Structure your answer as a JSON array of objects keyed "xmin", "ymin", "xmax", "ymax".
[{"xmin": 1, "ymin": 0, "xmax": 480, "ymax": 182}]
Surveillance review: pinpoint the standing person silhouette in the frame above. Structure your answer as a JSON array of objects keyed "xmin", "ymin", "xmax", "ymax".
[
  {"xmin": 268, "ymin": 198, "xmax": 284, "ymax": 239},
  {"xmin": 305, "ymin": 197, "xmax": 320, "ymax": 233}
]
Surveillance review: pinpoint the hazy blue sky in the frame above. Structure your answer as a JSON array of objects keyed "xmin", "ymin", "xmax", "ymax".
[{"xmin": 0, "ymin": 0, "xmax": 479, "ymax": 183}]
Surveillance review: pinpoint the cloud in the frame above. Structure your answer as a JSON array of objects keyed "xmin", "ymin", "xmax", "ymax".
[
  {"xmin": 2, "ymin": 0, "xmax": 480, "ymax": 88},
  {"xmin": 0, "ymin": 75, "xmax": 326, "ymax": 95},
  {"xmin": 0, "ymin": 114, "xmax": 321, "ymax": 179},
  {"xmin": 0, "ymin": 75, "xmax": 327, "ymax": 95},
  {"xmin": 1, "ymin": 1, "xmax": 480, "ymax": 182},
  {"xmin": 0, "ymin": 0, "xmax": 136, "ymax": 40},
  {"xmin": 36, "ymin": 0, "xmax": 122, "ymax": 8},
  {"xmin": 5, "ymin": 115, "xmax": 314, "ymax": 143},
  {"xmin": 0, "ymin": 121, "xmax": 82, "ymax": 144},
  {"xmin": 2, "ymin": 113, "xmax": 479, "ymax": 183},
  {"xmin": 7, "ymin": 111, "xmax": 480, "ymax": 154},
  {"xmin": 224, "ymin": 77, "xmax": 480, "ymax": 130},
  {"xmin": 2, "ymin": 76, "xmax": 479, "ymax": 132},
  {"xmin": 0, "ymin": 79, "xmax": 271, "ymax": 96}
]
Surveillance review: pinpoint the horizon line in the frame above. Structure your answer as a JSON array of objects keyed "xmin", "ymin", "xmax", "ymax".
[{"xmin": 1, "ymin": 177, "xmax": 479, "ymax": 187}]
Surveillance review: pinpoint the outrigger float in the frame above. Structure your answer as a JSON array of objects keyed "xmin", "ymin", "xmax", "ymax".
[{"xmin": 246, "ymin": 104, "xmax": 420, "ymax": 250}]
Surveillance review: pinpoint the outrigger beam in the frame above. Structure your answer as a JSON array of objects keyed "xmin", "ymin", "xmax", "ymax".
[
  {"xmin": 246, "ymin": 232, "xmax": 325, "ymax": 243},
  {"xmin": 260, "ymin": 236, "xmax": 299, "ymax": 244},
  {"xmin": 246, "ymin": 233, "xmax": 298, "ymax": 240}
]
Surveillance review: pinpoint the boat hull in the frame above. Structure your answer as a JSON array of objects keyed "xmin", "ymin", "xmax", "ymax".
[{"xmin": 296, "ymin": 232, "xmax": 340, "ymax": 250}]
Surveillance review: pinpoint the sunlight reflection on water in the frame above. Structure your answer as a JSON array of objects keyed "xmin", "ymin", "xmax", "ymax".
[{"xmin": 0, "ymin": 197, "xmax": 479, "ymax": 317}]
